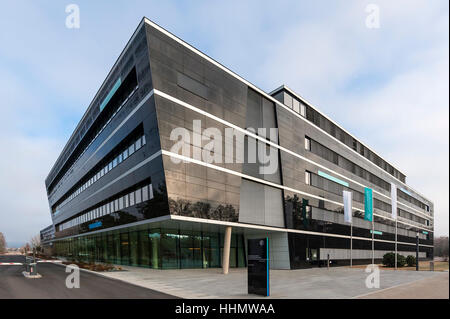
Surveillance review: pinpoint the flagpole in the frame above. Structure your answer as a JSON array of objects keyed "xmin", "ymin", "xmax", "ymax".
[
  {"xmin": 395, "ymin": 219, "xmax": 398, "ymax": 270},
  {"xmin": 372, "ymin": 218, "xmax": 374, "ymax": 265},
  {"xmin": 350, "ymin": 221, "xmax": 353, "ymax": 268}
]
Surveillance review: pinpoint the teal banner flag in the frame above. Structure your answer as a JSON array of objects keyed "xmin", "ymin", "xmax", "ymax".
[{"xmin": 364, "ymin": 187, "xmax": 373, "ymax": 221}]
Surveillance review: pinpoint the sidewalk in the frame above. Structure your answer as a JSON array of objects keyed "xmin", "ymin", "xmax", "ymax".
[
  {"xmin": 356, "ymin": 272, "xmax": 448, "ymax": 299},
  {"xmin": 89, "ymin": 265, "xmax": 446, "ymax": 299}
]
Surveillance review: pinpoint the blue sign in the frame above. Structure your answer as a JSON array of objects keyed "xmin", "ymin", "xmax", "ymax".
[{"xmin": 88, "ymin": 221, "xmax": 102, "ymax": 230}]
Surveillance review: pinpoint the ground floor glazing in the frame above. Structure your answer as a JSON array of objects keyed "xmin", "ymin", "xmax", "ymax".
[{"xmin": 54, "ymin": 226, "xmax": 247, "ymax": 269}]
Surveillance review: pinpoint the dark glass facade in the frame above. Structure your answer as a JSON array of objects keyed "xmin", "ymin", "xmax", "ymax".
[{"xmin": 54, "ymin": 227, "xmax": 246, "ymax": 269}]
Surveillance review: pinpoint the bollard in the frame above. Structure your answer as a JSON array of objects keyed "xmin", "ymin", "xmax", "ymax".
[
  {"xmin": 327, "ymin": 254, "xmax": 330, "ymax": 270},
  {"xmin": 29, "ymin": 263, "xmax": 37, "ymax": 276},
  {"xmin": 430, "ymin": 261, "xmax": 434, "ymax": 272}
]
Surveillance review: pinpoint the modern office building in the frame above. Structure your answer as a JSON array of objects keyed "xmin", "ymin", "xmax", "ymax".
[{"xmin": 44, "ymin": 18, "xmax": 434, "ymax": 270}]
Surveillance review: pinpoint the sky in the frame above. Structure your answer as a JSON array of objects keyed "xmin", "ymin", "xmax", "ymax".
[{"xmin": 0, "ymin": 0, "xmax": 448, "ymax": 246}]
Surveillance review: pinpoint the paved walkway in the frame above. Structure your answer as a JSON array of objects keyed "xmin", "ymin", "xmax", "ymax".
[
  {"xmin": 95, "ymin": 265, "xmax": 447, "ymax": 299},
  {"xmin": 356, "ymin": 272, "xmax": 449, "ymax": 299}
]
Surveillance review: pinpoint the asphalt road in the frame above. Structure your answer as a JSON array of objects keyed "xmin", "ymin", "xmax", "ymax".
[{"xmin": 0, "ymin": 255, "xmax": 176, "ymax": 299}]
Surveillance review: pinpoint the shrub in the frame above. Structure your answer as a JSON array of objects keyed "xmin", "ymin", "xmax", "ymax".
[
  {"xmin": 382, "ymin": 252, "xmax": 406, "ymax": 267},
  {"xmin": 406, "ymin": 255, "xmax": 416, "ymax": 267},
  {"xmin": 397, "ymin": 254, "xmax": 406, "ymax": 267}
]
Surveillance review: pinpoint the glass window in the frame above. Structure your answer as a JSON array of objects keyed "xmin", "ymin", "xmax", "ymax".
[
  {"xmin": 305, "ymin": 137, "xmax": 311, "ymax": 151},
  {"xmin": 300, "ymin": 103, "xmax": 306, "ymax": 117},
  {"xmin": 293, "ymin": 99, "xmax": 300, "ymax": 113},
  {"xmin": 119, "ymin": 196, "xmax": 124, "ymax": 210},
  {"xmin": 284, "ymin": 92, "xmax": 293, "ymax": 108},
  {"xmin": 115, "ymin": 199, "xmax": 119, "ymax": 211},
  {"xmin": 113, "ymin": 158, "xmax": 117, "ymax": 168},
  {"xmin": 136, "ymin": 137, "xmax": 142, "ymax": 150},
  {"xmin": 106, "ymin": 203, "xmax": 110, "ymax": 214},
  {"xmin": 118, "ymin": 153, "xmax": 123, "ymax": 164},
  {"xmin": 135, "ymin": 189, "xmax": 142, "ymax": 204},
  {"xmin": 161, "ymin": 231, "xmax": 178, "ymax": 269},
  {"xmin": 129, "ymin": 192, "xmax": 135, "ymax": 206},
  {"xmin": 142, "ymin": 185, "xmax": 148, "ymax": 201},
  {"xmin": 124, "ymin": 195, "xmax": 129, "ymax": 208},
  {"xmin": 305, "ymin": 171, "xmax": 311, "ymax": 185},
  {"xmin": 120, "ymin": 233, "xmax": 130, "ymax": 265},
  {"xmin": 142, "ymin": 135, "xmax": 146, "ymax": 145},
  {"xmin": 149, "ymin": 184, "xmax": 154, "ymax": 199},
  {"xmin": 123, "ymin": 149, "xmax": 128, "ymax": 160},
  {"xmin": 130, "ymin": 231, "xmax": 139, "ymax": 267},
  {"xmin": 108, "ymin": 162, "xmax": 113, "ymax": 171},
  {"xmin": 138, "ymin": 230, "xmax": 150, "ymax": 267},
  {"xmin": 129, "ymin": 143, "xmax": 135, "ymax": 156}
]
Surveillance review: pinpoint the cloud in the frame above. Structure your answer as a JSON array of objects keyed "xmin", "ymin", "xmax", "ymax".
[{"xmin": 253, "ymin": 0, "xmax": 449, "ymax": 235}]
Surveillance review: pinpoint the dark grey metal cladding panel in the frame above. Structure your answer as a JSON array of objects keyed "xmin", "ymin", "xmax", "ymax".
[
  {"xmin": 262, "ymin": 97, "xmax": 277, "ymax": 135},
  {"xmin": 46, "ymin": 26, "xmax": 150, "ymax": 189},
  {"xmin": 176, "ymin": 72, "xmax": 210, "ymax": 100},
  {"xmin": 145, "ymin": 23, "xmax": 248, "ymax": 130},
  {"xmin": 246, "ymin": 88, "xmax": 262, "ymax": 129},
  {"xmin": 52, "ymin": 97, "xmax": 163, "ymax": 225}
]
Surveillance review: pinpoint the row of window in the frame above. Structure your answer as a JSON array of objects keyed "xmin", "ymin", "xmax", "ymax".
[
  {"xmin": 53, "ymin": 134, "xmax": 146, "ymax": 214},
  {"xmin": 280, "ymin": 90, "xmax": 406, "ymax": 182},
  {"xmin": 283, "ymin": 92, "xmax": 306, "ymax": 117},
  {"xmin": 305, "ymin": 136, "xmax": 391, "ymax": 191},
  {"xmin": 58, "ymin": 183, "xmax": 154, "ymax": 231},
  {"xmin": 399, "ymin": 208, "xmax": 429, "ymax": 226},
  {"xmin": 305, "ymin": 136, "xmax": 429, "ymax": 213},
  {"xmin": 305, "ymin": 170, "xmax": 428, "ymax": 226},
  {"xmin": 47, "ymin": 72, "xmax": 138, "ymax": 198},
  {"xmin": 398, "ymin": 189, "xmax": 429, "ymax": 212}
]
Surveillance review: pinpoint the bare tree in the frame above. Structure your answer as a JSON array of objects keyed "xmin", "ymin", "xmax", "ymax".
[
  {"xmin": 0, "ymin": 232, "xmax": 6, "ymax": 253},
  {"xmin": 30, "ymin": 234, "xmax": 41, "ymax": 253},
  {"xmin": 434, "ymin": 236, "xmax": 449, "ymax": 260}
]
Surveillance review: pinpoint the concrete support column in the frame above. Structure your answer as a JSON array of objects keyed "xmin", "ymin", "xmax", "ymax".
[{"xmin": 222, "ymin": 226, "xmax": 232, "ymax": 275}]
